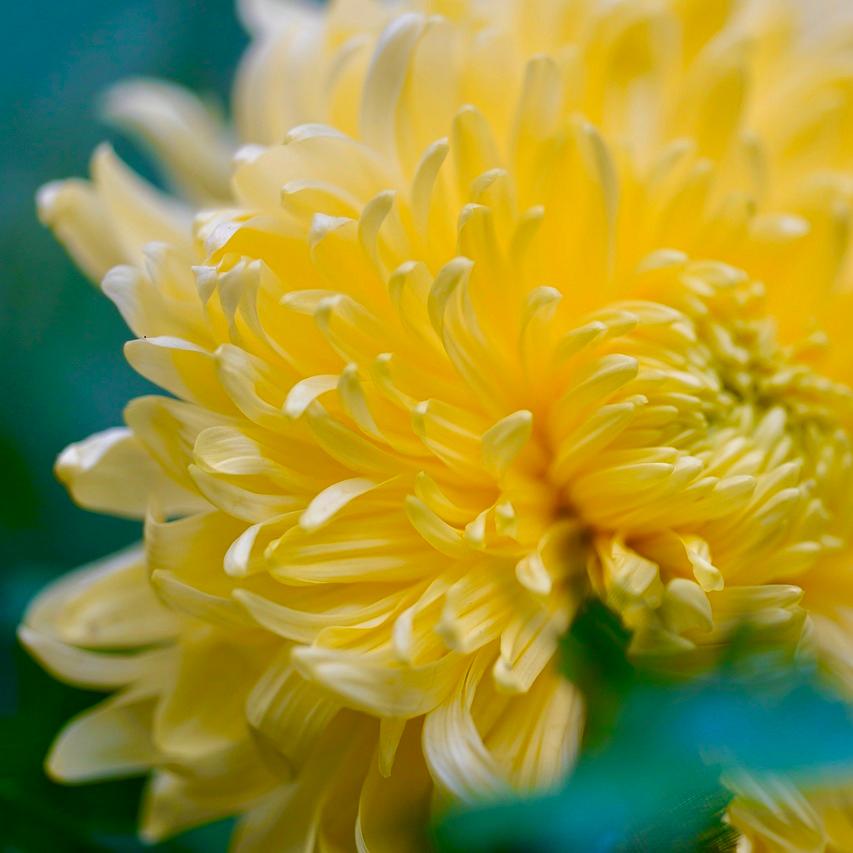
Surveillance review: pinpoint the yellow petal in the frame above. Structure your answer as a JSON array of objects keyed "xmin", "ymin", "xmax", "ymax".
[
  {"xmin": 355, "ymin": 722, "xmax": 432, "ymax": 853},
  {"xmin": 247, "ymin": 649, "xmax": 341, "ymax": 771},
  {"xmin": 21, "ymin": 544, "xmax": 178, "ymax": 650},
  {"xmin": 481, "ymin": 410, "xmax": 534, "ymax": 478},
  {"xmin": 154, "ymin": 628, "xmax": 267, "ymax": 761},
  {"xmin": 102, "ymin": 78, "xmax": 232, "ymax": 201},
  {"xmin": 423, "ymin": 653, "xmax": 507, "ymax": 801},
  {"xmin": 47, "ymin": 691, "xmax": 160, "ymax": 782},
  {"xmin": 56, "ymin": 427, "xmax": 204, "ymax": 519},
  {"xmin": 292, "ymin": 644, "xmax": 466, "ymax": 718},
  {"xmin": 36, "ymin": 179, "xmax": 124, "ymax": 283}
]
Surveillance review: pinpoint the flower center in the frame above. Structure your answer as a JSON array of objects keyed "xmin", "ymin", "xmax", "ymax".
[{"xmin": 505, "ymin": 252, "xmax": 853, "ymax": 653}]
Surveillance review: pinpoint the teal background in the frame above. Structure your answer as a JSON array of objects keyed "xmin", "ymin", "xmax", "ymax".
[{"xmin": 0, "ymin": 2, "xmax": 246, "ymax": 849}]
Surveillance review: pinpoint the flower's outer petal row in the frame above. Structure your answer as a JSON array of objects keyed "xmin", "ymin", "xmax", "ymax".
[
  {"xmin": 20, "ymin": 546, "xmax": 179, "ymax": 654},
  {"xmin": 102, "ymin": 79, "xmax": 234, "ymax": 203},
  {"xmin": 18, "ymin": 547, "xmax": 293, "ymax": 841},
  {"xmin": 56, "ymin": 427, "xmax": 208, "ymax": 519},
  {"xmin": 37, "ymin": 145, "xmax": 193, "ymax": 285}
]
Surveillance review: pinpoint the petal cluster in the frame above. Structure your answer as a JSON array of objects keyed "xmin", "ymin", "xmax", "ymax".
[{"xmin": 23, "ymin": 1, "xmax": 853, "ymax": 850}]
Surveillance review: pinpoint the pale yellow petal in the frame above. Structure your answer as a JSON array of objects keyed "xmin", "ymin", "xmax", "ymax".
[
  {"xmin": 21, "ymin": 544, "xmax": 178, "ymax": 650},
  {"xmin": 102, "ymin": 78, "xmax": 233, "ymax": 201},
  {"xmin": 47, "ymin": 691, "xmax": 160, "ymax": 782},
  {"xmin": 56, "ymin": 427, "xmax": 206, "ymax": 519},
  {"xmin": 36, "ymin": 179, "xmax": 125, "ymax": 283}
]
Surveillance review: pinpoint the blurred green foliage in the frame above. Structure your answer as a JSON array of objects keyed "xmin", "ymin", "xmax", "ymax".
[{"xmin": 0, "ymin": 1, "xmax": 245, "ymax": 849}]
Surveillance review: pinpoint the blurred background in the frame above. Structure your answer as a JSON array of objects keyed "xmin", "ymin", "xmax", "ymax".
[{"xmin": 0, "ymin": 1, "xmax": 245, "ymax": 848}]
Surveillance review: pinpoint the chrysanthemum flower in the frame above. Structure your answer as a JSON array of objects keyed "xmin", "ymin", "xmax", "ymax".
[{"xmin": 22, "ymin": 0, "xmax": 853, "ymax": 849}]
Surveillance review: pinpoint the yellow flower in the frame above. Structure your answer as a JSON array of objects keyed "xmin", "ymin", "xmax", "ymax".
[{"xmin": 22, "ymin": 0, "xmax": 853, "ymax": 849}]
